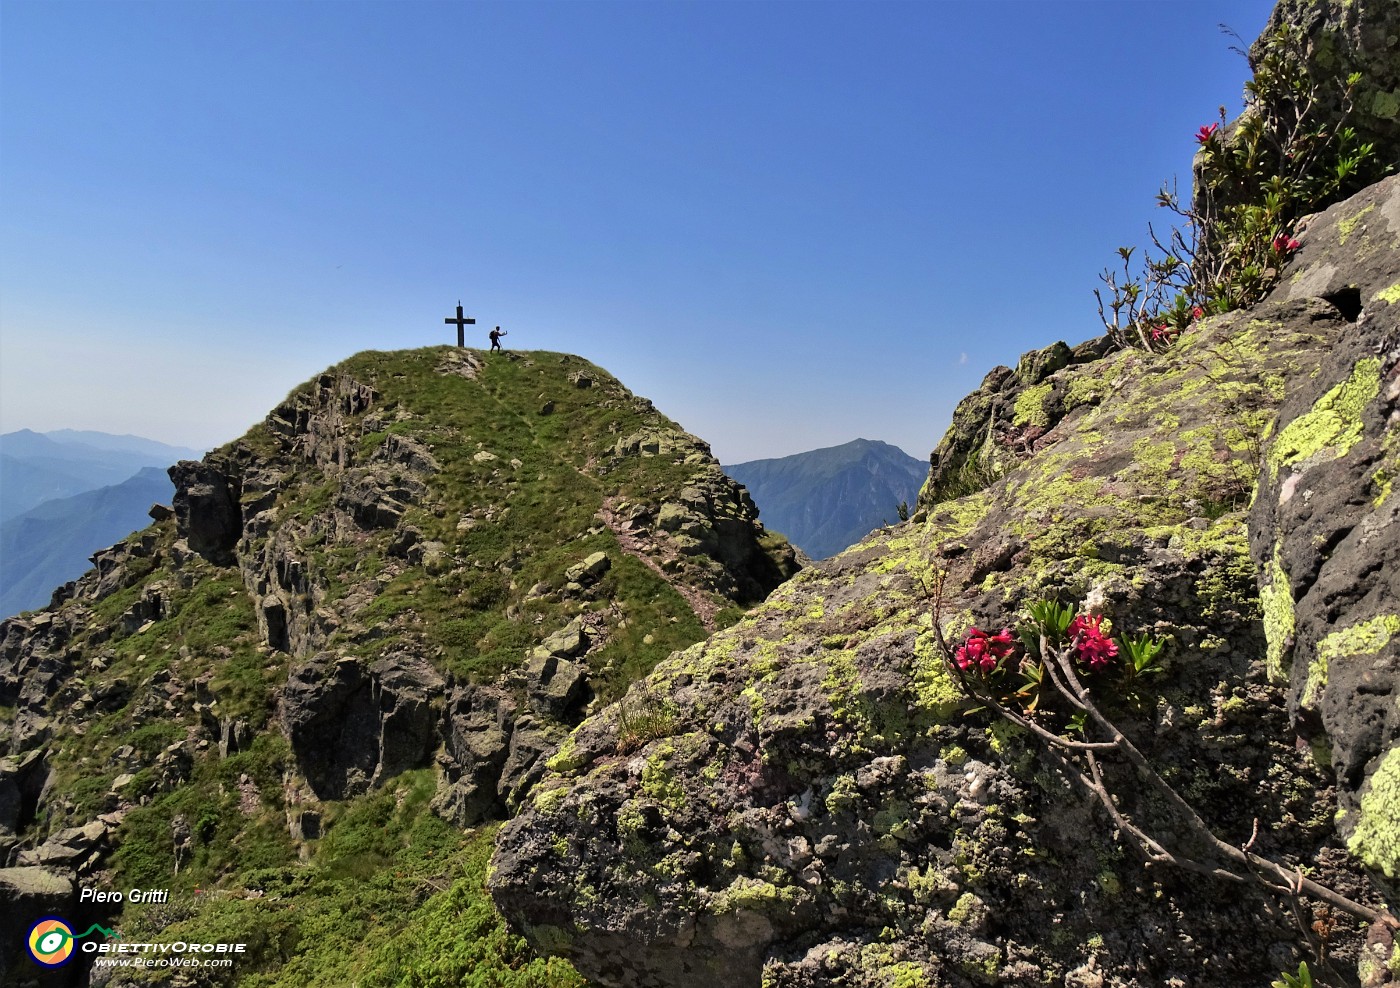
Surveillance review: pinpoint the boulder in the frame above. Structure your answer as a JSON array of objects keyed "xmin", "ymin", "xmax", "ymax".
[
  {"xmin": 527, "ymin": 655, "xmax": 589, "ymax": 719},
  {"xmin": 433, "ymin": 686, "xmax": 514, "ymax": 827},
  {"xmin": 1249, "ymin": 175, "xmax": 1400, "ymax": 864},
  {"xmin": 499, "ymin": 715, "xmax": 567, "ymax": 812},
  {"xmin": 19, "ymin": 819, "xmax": 110, "ymax": 872},
  {"xmin": 1256, "ymin": 0, "xmax": 1400, "ymax": 165},
  {"xmin": 169, "ymin": 459, "xmax": 242, "ymax": 562},
  {"xmin": 565, "ymin": 552, "xmax": 611, "ymax": 585},
  {"xmin": 0, "ymin": 867, "xmax": 75, "ymax": 976},
  {"xmin": 536, "ymin": 619, "xmax": 589, "ymax": 659}
]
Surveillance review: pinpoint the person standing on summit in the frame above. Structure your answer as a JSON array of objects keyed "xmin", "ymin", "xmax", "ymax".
[{"xmin": 489, "ymin": 326, "xmax": 507, "ymax": 351}]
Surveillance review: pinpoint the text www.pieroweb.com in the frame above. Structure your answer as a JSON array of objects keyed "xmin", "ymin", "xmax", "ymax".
[{"xmin": 91, "ymin": 956, "xmax": 234, "ymax": 970}]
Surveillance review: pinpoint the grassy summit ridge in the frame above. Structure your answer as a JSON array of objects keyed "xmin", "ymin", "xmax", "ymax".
[{"xmin": 0, "ymin": 345, "xmax": 797, "ymax": 987}]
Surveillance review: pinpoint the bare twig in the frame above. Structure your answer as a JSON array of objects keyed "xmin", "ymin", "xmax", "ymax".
[{"xmin": 923, "ymin": 575, "xmax": 1398, "ymax": 932}]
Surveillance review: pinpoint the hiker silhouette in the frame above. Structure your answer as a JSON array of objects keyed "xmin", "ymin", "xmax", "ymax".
[{"xmin": 489, "ymin": 326, "xmax": 507, "ymax": 351}]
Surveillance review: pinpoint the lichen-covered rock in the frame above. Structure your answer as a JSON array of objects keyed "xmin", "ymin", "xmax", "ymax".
[
  {"xmin": 491, "ymin": 175, "xmax": 1400, "ymax": 987},
  {"xmin": 1255, "ymin": 0, "xmax": 1400, "ymax": 166},
  {"xmin": 916, "ymin": 339, "xmax": 1111, "ymax": 509},
  {"xmin": 1250, "ymin": 174, "xmax": 1400, "ymax": 883}
]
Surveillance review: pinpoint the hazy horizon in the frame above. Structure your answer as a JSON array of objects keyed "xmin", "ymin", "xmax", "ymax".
[{"xmin": 1, "ymin": 0, "xmax": 1274, "ymax": 462}]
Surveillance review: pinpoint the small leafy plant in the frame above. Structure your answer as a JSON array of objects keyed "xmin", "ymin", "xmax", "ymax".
[
  {"xmin": 920, "ymin": 570, "xmax": 1398, "ymax": 963},
  {"xmin": 1271, "ymin": 960, "xmax": 1314, "ymax": 988},
  {"xmin": 952, "ymin": 600, "xmax": 1165, "ymax": 722},
  {"xmin": 1095, "ymin": 25, "xmax": 1390, "ymax": 352}
]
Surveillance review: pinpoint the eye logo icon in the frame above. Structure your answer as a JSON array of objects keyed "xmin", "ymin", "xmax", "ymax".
[
  {"xmin": 26, "ymin": 917, "xmax": 117, "ymax": 967},
  {"xmin": 27, "ymin": 917, "xmax": 76, "ymax": 967}
]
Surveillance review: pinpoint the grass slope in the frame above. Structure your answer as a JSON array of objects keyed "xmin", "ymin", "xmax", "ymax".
[{"xmin": 5, "ymin": 347, "xmax": 792, "ymax": 987}]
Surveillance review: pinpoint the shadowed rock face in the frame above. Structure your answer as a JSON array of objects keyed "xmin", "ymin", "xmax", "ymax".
[
  {"xmin": 1250, "ymin": 176, "xmax": 1400, "ymax": 845},
  {"xmin": 169, "ymin": 459, "xmax": 242, "ymax": 562},
  {"xmin": 489, "ymin": 177, "xmax": 1400, "ymax": 988}
]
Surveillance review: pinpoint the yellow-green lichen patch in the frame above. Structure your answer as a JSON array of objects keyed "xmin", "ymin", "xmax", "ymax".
[
  {"xmin": 546, "ymin": 733, "xmax": 585, "ymax": 775},
  {"xmin": 1260, "ymin": 550, "xmax": 1295, "ymax": 684},
  {"xmin": 1269, "ymin": 357, "xmax": 1382, "ymax": 481},
  {"xmin": 1374, "ymin": 281, "xmax": 1400, "ymax": 306},
  {"xmin": 1064, "ymin": 374, "xmax": 1108, "ymax": 412},
  {"xmin": 910, "ymin": 625, "xmax": 965, "ymax": 724},
  {"xmin": 1347, "ymin": 745, "xmax": 1400, "ymax": 878},
  {"xmin": 1130, "ymin": 438, "xmax": 1180, "ymax": 488},
  {"xmin": 533, "ymin": 781, "xmax": 570, "ymax": 815},
  {"xmin": 1372, "ymin": 426, "xmax": 1399, "ymax": 507},
  {"xmin": 947, "ymin": 891, "xmax": 985, "ymax": 925},
  {"xmin": 927, "ymin": 491, "xmax": 993, "ymax": 542},
  {"xmin": 1305, "ymin": 615, "xmax": 1400, "ymax": 708},
  {"xmin": 639, "ymin": 733, "xmax": 711, "ymax": 808},
  {"xmin": 905, "ymin": 862, "xmax": 958, "ymax": 905},
  {"xmin": 711, "ymin": 875, "xmax": 806, "ymax": 915},
  {"xmin": 849, "ymin": 944, "xmax": 936, "ymax": 988},
  {"xmin": 1012, "ymin": 382, "xmax": 1054, "ymax": 428},
  {"xmin": 1337, "ymin": 202, "xmax": 1375, "ymax": 245}
]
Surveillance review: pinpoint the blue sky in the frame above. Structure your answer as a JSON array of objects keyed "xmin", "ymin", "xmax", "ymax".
[{"xmin": 0, "ymin": 0, "xmax": 1274, "ymax": 464}]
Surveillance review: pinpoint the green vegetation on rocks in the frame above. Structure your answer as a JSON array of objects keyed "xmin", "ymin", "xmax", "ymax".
[{"xmin": 0, "ymin": 345, "xmax": 797, "ymax": 987}]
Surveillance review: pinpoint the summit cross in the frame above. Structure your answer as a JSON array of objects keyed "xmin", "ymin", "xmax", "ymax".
[{"xmin": 444, "ymin": 302, "xmax": 475, "ymax": 347}]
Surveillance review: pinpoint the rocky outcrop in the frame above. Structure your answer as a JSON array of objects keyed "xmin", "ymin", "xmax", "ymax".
[
  {"xmin": 916, "ymin": 338, "xmax": 1113, "ymax": 508},
  {"xmin": 602, "ymin": 431, "xmax": 800, "ymax": 611},
  {"xmin": 280, "ymin": 653, "xmax": 443, "ymax": 801},
  {"xmin": 1250, "ymin": 175, "xmax": 1400, "ymax": 882},
  {"xmin": 0, "ymin": 867, "xmax": 75, "ymax": 976},
  {"xmin": 0, "ymin": 341, "xmax": 803, "ymax": 945},
  {"xmin": 1256, "ymin": 0, "xmax": 1400, "ymax": 166},
  {"xmin": 169, "ymin": 459, "xmax": 242, "ymax": 562},
  {"xmin": 491, "ymin": 176, "xmax": 1400, "ymax": 987}
]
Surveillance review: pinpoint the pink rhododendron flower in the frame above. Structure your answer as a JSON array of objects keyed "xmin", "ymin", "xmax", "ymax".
[
  {"xmin": 1191, "ymin": 306, "xmax": 1204, "ymax": 320},
  {"xmin": 1196, "ymin": 123, "xmax": 1219, "ymax": 144},
  {"xmin": 1272, "ymin": 233, "xmax": 1301, "ymax": 254},
  {"xmin": 955, "ymin": 627, "xmax": 1018, "ymax": 674},
  {"xmin": 1068, "ymin": 614, "xmax": 1118, "ymax": 672}
]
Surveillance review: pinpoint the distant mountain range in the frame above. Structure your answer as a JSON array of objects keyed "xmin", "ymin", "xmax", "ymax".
[
  {"xmin": 725, "ymin": 438, "xmax": 927, "ymax": 559},
  {"xmin": 0, "ymin": 429, "xmax": 201, "ymax": 522},
  {"xmin": 0, "ymin": 430, "xmax": 202, "ymax": 617},
  {"xmin": 0, "ymin": 467, "xmax": 176, "ymax": 617}
]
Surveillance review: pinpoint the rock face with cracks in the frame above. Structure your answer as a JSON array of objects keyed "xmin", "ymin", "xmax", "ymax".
[{"xmin": 490, "ymin": 177, "xmax": 1400, "ymax": 987}]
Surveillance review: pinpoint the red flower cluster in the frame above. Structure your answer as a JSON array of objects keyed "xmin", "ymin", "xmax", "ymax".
[
  {"xmin": 1068, "ymin": 614, "xmax": 1118, "ymax": 671},
  {"xmin": 1192, "ymin": 305, "xmax": 1205, "ymax": 320},
  {"xmin": 1196, "ymin": 123, "xmax": 1219, "ymax": 144},
  {"xmin": 1150, "ymin": 324, "xmax": 1179, "ymax": 346},
  {"xmin": 1272, "ymin": 233, "xmax": 1301, "ymax": 254},
  {"xmin": 955, "ymin": 627, "xmax": 1018, "ymax": 674}
]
